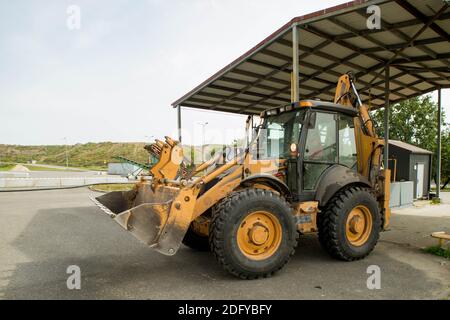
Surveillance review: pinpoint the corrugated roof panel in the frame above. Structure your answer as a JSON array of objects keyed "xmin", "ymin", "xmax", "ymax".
[
  {"xmin": 226, "ymin": 71, "xmax": 260, "ymax": 82},
  {"xmin": 332, "ymin": 11, "xmax": 367, "ymax": 28},
  {"xmin": 321, "ymin": 42, "xmax": 355, "ymax": 59},
  {"xmin": 411, "ymin": 0, "xmax": 447, "ymax": 15},
  {"xmin": 266, "ymin": 41, "xmax": 293, "ymax": 57},
  {"xmin": 436, "ymin": 19, "xmax": 450, "ymax": 33},
  {"xmin": 271, "ymin": 71, "xmax": 291, "ymax": 82},
  {"xmin": 301, "ymin": 54, "xmax": 335, "ymax": 68},
  {"xmin": 253, "ymin": 52, "xmax": 288, "ymax": 67},
  {"xmin": 309, "ymin": 19, "xmax": 349, "ymax": 36},
  {"xmin": 297, "ymin": 29, "xmax": 325, "ymax": 48},
  {"xmin": 380, "ymin": 1, "xmax": 413, "ymax": 21},
  {"xmin": 239, "ymin": 61, "xmax": 274, "ymax": 75},
  {"xmin": 425, "ymin": 42, "xmax": 450, "ymax": 54}
]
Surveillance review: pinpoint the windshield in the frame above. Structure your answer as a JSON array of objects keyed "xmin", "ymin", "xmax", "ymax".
[{"xmin": 257, "ymin": 109, "xmax": 306, "ymax": 159}]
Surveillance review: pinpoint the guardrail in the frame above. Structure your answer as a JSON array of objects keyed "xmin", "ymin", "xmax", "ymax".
[{"xmin": 0, "ymin": 177, "xmax": 129, "ymax": 189}]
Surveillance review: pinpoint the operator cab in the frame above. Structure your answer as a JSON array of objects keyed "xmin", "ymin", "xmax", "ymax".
[{"xmin": 257, "ymin": 100, "xmax": 359, "ymax": 202}]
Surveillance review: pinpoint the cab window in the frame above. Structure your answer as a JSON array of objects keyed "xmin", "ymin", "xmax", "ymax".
[
  {"xmin": 338, "ymin": 115, "xmax": 357, "ymax": 169},
  {"xmin": 304, "ymin": 112, "xmax": 337, "ymax": 162}
]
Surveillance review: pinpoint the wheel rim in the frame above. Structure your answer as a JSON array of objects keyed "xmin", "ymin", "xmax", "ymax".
[
  {"xmin": 237, "ymin": 211, "xmax": 282, "ymax": 260},
  {"xmin": 345, "ymin": 205, "xmax": 372, "ymax": 247}
]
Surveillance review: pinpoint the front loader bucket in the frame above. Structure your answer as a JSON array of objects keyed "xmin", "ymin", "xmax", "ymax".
[{"xmin": 92, "ymin": 183, "xmax": 187, "ymax": 256}]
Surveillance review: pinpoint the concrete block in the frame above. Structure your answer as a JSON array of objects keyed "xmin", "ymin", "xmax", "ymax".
[
  {"xmin": 390, "ymin": 182, "xmax": 401, "ymax": 208},
  {"xmin": 400, "ymin": 181, "xmax": 414, "ymax": 207}
]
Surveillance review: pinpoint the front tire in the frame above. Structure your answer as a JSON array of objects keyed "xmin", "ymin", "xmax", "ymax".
[
  {"xmin": 318, "ymin": 186, "xmax": 381, "ymax": 261},
  {"xmin": 209, "ymin": 188, "xmax": 298, "ymax": 279}
]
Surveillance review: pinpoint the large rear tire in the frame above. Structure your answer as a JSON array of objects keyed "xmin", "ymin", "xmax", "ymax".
[
  {"xmin": 318, "ymin": 186, "xmax": 381, "ymax": 261},
  {"xmin": 209, "ymin": 188, "xmax": 298, "ymax": 279}
]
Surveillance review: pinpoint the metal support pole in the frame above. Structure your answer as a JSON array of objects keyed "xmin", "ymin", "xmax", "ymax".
[
  {"xmin": 383, "ymin": 66, "xmax": 390, "ymax": 169},
  {"xmin": 177, "ymin": 105, "xmax": 182, "ymax": 143},
  {"xmin": 292, "ymin": 24, "xmax": 299, "ymax": 102},
  {"xmin": 436, "ymin": 88, "xmax": 442, "ymax": 199}
]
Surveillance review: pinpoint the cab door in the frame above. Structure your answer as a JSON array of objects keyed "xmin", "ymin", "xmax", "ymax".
[
  {"xmin": 299, "ymin": 111, "xmax": 358, "ymax": 200},
  {"xmin": 300, "ymin": 111, "xmax": 338, "ymax": 198}
]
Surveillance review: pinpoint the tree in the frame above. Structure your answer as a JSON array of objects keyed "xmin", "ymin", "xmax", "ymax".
[
  {"xmin": 371, "ymin": 95, "xmax": 449, "ymax": 189},
  {"xmin": 441, "ymin": 128, "xmax": 450, "ymax": 189}
]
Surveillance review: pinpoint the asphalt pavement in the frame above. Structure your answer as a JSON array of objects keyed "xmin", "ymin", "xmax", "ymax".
[{"xmin": 0, "ymin": 188, "xmax": 449, "ymax": 299}]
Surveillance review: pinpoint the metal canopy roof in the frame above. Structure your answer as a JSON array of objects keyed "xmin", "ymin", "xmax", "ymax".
[{"xmin": 172, "ymin": 0, "xmax": 450, "ymax": 115}]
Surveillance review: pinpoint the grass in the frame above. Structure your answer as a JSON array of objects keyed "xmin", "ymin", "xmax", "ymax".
[
  {"xmin": 0, "ymin": 163, "xmax": 15, "ymax": 171},
  {"xmin": 423, "ymin": 245, "xmax": 450, "ymax": 259},
  {"xmin": 89, "ymin": 183, "xmax": 136, "ymax": 193},
  {"xmin": 431, "ymin": 198, "xmax": 441, "ymax": 204},
  {"xmin": 431, "ymin": 187, "xmax": 450, "ymax": 192}
]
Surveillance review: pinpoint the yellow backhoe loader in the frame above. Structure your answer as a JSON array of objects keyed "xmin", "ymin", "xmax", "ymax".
[{"xmin": 92, "ymin": 72, "xmax": 390, "ymax": 279}]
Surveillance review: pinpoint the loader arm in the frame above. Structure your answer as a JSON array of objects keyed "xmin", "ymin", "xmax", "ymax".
[
  {"xmin": 334, "ymin": 73, "xmax": 391, "ymax": 229},
  {"xmin": 149, "ymin": 136, "xmax": 184, "ymax": 181}
]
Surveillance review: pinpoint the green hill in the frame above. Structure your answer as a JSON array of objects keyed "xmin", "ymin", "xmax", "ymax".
[
  {"xmin": 0, "ymin": 142, "xmax": 237, "ymax": 169},
  {"xmin": 0, "ymin": 142, "xmax": 148, "ymax": 169}
]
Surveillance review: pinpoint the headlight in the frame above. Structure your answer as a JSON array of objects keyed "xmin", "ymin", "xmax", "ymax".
[{"xmin": 290, "ymin": 143, "xmax": 297, "ymax": 153}]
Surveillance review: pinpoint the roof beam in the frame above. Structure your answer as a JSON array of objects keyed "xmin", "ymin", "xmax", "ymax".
[
  {"xmin": 305, "ymin": 66, "xmax": 424, "ymax": 101},
  {"xmin": 259, "ymin": 48, "xmax": 410, "ymax": 99},
  {"xmin": 301, "ymin": 24, "xmax": 386, "ymax": 64},
  {"xmin": 333, "ymin": 10, "xmax": 450, "ymax": 41},
  {"xmin": 395, "ymin": 0, "xmax": 450, "ymax": 42},
  {"xmin": 220, "ymin": 76, "xmax": 282, "ymax": 92},
  {"xmin": 181, "ymin": 102, "xmax": 263, "ymax": 115},
  {"xmin": 210, "ymin": 38, "xmax": 336, "ymax": 111},
  {"xmin": 364, "ymin": 37, "xmax": 448, "ymax": 53},
  {"xmin": 390, "ymin": 52, "xmax": 450, "ymax": 65},
  {"xmin": 366, "ymin": 2, "xmax": 449, "ymax": 86},
  {"xmin": 278, "ymin": 37, "xmax": 388, "ymax": 86},
  {"xmin": 392, "ymin": 65, "xmax": 450, "ymax": 74},
  {"xmin": 209, "ymin": 66, "xmax": 291, "ymax": 110},
  {"xmin": 367, "ymin": 85, "xmax": 448, "ymax": 111},
  {"xmin": 353, "ymin": 10, "xmax": 450, "ymax": 80},
  {"xmin": 230, "ymin": 68, "xmax": 287, "ymax": 85},
  {"xmin": 207, "ymin": 84, "xmax": 267, "ymax": 99},
  {"xmin": 193, "ymin": 91, "xmax": 279, "ymax": 107},
  {"xmin": 276, "ymin": 38, "xmax": 413, "ymax": 92}
]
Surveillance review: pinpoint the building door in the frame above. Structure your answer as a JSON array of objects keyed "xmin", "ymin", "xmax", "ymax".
[{"xmin": 416, "ymin": 163, "xmax": 425, "ymax": 199}]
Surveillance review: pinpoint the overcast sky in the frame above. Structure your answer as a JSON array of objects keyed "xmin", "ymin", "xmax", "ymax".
[{"xmin": 1, "ymin": 0, "xmax": 449, "ymax": 146}]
